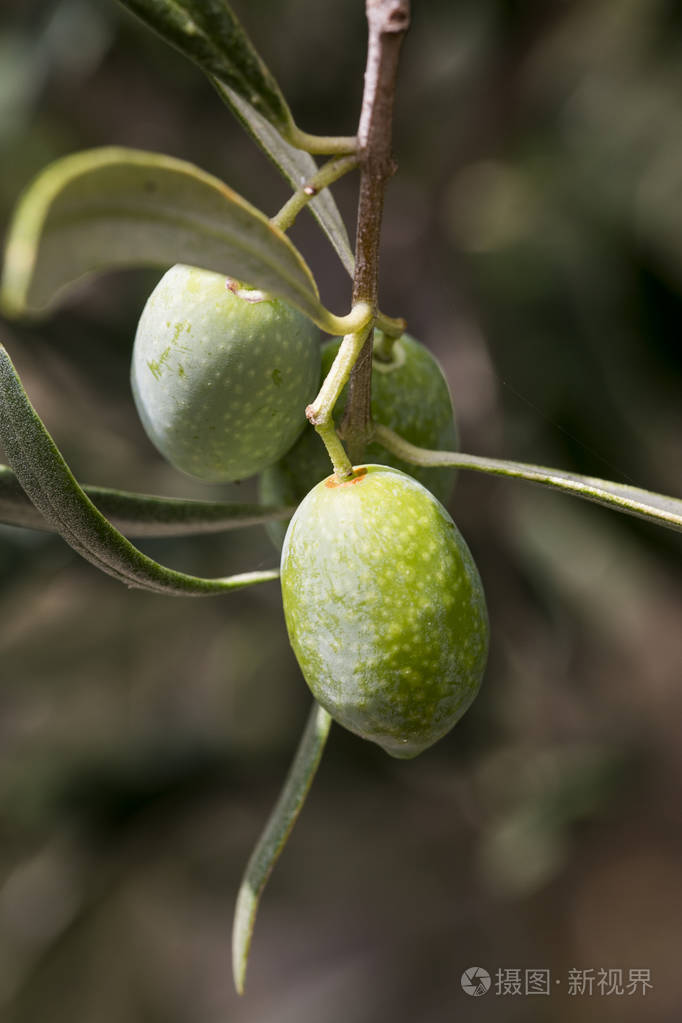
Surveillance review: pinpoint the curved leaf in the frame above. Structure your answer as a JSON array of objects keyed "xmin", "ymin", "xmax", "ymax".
[
  {"xmin": 232, "ymin": 702, "xmax": 332, "ymax": 995},
  {"xmin": 115, "ymin": 2, "xmax": 355, "ymax": 275},
  {"xmin": 374, "ymin": 424, "xmax": 682, "ymax": 533},
  {"xmin": 214, "ymin": 80, "xmax": 355, "ymax": 277},
  {"xmin": 0, "ymin": 146, "xmax": 334, "ymax": 326},
  {"xmin": 0, "ymin": 344, "xmax": 278, "ymax": 596},
  {"xmin": 116, "ymin": 0, "xmax": 294, "ymax": 134},
  {"xmin": 0, "ymin": 465, "xmax": 293, "ymax": 537}
]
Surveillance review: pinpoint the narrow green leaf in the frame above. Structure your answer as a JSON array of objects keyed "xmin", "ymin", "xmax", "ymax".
[
  {"xmin": 374, "ymin": 424, "xmax": 682, "ymax": 533},
  {"xmin": 0, "ymin": 344, "xmax": 278, "ymax": 595},
  {"xmin": 214, "ymin": 79, "xmax": 355, "ymax": 277},
  {"xmin": 118, "ymin": 0, "xmax": 354, "ymax": 275},
  {"xmin": 232, "ymin": 702, "xmax": 332, "ymax": 995},
  {"xmin": 117, "ymin": 0, "xmax": 294, "ymax": 134},
  {"xmin": 0, "ymin": 146, "xmax": 334, "ymax": 326},
  {"xmin": 0, "ymin": 465, "xmax": 293, "ymax": 537}
]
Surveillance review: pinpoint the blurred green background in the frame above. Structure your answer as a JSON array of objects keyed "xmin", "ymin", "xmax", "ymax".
[{"xmin": 0, "ymin": 0, "xmax": 681, "ymax": 1019}]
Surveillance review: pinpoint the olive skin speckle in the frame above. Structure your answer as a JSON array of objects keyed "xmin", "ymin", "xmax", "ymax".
[
  {"xmin": 281, "ymin": 465, "xmax": 489, "ymax": 758},
  {"xmin": 131, "ymin": 264, "xmax": 321, "ymax": 482}
]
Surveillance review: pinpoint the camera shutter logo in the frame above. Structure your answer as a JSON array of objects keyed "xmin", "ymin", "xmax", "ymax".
[{"xmin": 461, "ymin": 967, "xmax": 491, "ymax": 996}]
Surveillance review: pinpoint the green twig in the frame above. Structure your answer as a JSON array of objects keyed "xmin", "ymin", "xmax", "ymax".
[
  {"xmin": 306, "ymin": 326, "xmax": 372, "ymax": 426},
  {"xmin": 285, "ymin": 125, "xmax": 357, "ymax": 155},
  {"xmin": 305, "ymin": 323, "xmax": 373, "ymax": 478},
  {"xmin": 271, "ymin": 154, "xmax": 359, "ymax": 232}
]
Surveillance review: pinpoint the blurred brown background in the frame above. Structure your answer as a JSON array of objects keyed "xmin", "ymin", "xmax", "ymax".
[{"xmin": 0, "ymin": 0, "xmax": 681, "ymax": 1020}]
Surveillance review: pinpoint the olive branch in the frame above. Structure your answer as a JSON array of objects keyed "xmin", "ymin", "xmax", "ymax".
[{"xmin": 0, "ymin": 0, "xmax": 681, "ymax": 997}]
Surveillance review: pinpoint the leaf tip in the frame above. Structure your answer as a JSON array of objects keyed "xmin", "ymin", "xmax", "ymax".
[{"xmin": 232, "ymin": 882, "xmax": 257, "ymax": 995}]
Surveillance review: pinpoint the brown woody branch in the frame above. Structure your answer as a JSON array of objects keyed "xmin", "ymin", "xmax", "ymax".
[{"xmin": 340, "ymin": 0, "xmax": 410, "ymax": 463}]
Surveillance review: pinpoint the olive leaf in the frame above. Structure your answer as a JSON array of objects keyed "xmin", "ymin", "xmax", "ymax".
[
  {"xmin": 0, "ymin": 344, "xmax": 279, "ymax": 596},
  {"xmin": 214, "ymin": 80, "xmax": 355, "ymax": 277},
  {"xmin": 0, "ymin": 147, "xmax": 348, "ymax": 332},
  {"xmin": 116, "ymin": 1, "xmax": 355, "ymax": 275},
  {"xmin": 116, "ymin": 0, "xmax": 294, "ymax": 135},
  {"xmin": 374, "ymin": 424, "xmax": 682, "ymax": 534},
  {"xmin": 232, "ymin": 702, "xmax": 332, "ymax": 995},
  {"xmin": 0, "ymin": 464, "xmax": 293, "ymax": 537}
]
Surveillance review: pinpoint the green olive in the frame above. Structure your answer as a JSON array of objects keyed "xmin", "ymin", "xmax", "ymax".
[
  {"xmin": 281, "ymin": 465, "xmax": 488, "ymax": 758},
  {"xmin": 131, "ymin": 264, "xmax": 321, "ymax": 482}
]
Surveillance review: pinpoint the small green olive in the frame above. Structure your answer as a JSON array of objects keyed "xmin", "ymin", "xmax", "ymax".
[
  {"xmin": 131, "ymin": 264, "xmax": 321, "ymax": 482},
  {"xmin": 281, "ymin": 465, "xmax": 488, "ymax": 758}
]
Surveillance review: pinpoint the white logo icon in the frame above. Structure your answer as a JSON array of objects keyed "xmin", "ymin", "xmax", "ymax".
[{"xmin": 461, "ymin": 967, "xmax": 491, "ymax": 996}]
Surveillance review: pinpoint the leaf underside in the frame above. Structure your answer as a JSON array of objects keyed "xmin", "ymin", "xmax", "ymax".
[
  {"xmin": 0, "ymin": 147, "xmax": 330, "ymax": 326},
  {"xmin": 0, "ymin": 465, "xmax": 293, "ymax": 537},
  {"xmin": 0, "ymin": 344, "xmax": 278, "ymax": 596},
  {"xmin": 214, "ymin": 79, "xmax": 355, "ymax": 277},
  {"xmin": 232, "ymin": 702, "xmax": 332, "ymax": 995}
]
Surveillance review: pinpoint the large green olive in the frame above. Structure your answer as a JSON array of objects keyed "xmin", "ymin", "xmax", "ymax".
[
  {"xmin": 131, "ymin": 264, "xmax": 321, "ymax": 482},
  {"xmin": 260, "ymin": 330, "xmax": 458, "ymax": 546},
  {"xmin": 281, "ymin": 465, "xmax": 488, "ymax": 758}
]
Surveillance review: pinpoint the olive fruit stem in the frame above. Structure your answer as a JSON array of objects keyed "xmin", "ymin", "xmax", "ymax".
[
  {"xmin": 232, "ymin": 702, "xmax": 333, "ymax": 995},
  {"xmin": 372, "ymin": 327, "xmax": 399, "ymax": 361},
  {"xmin": 284, "ymin": 124, "xmax": 358, "ymax": 156},
  {"xmin": 319, "ymin": 301, "xmax": 373, "ymax": 339},
  {"xmin": 306, "ymin": 324, "xmax": 373, "ymax": 478},
  {"xmin": 374, "ymin": 311, "xmax": 406, "ymax": 338},
  {"xmin": 316, "ymin": 305, "xmax": 403, "ymax": 342},
  {"xmin": 225, "ymin": 280, "xmax": 269, "ymax": 303},
  {"xmin": 314, "ymin": 420, "xmax": 353, "ymax": 478},
  {"xmin": 306, "ymin": 324, "xmax": 372, "ymax": 427},
  {"xmin": 271, "ymin": 154, "xmax": 360, "ymax": 233}
]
